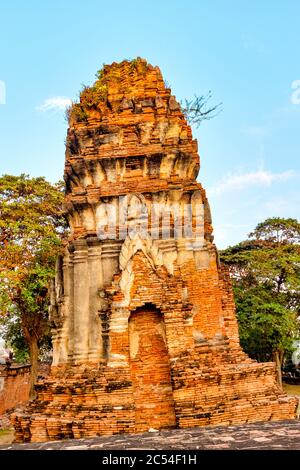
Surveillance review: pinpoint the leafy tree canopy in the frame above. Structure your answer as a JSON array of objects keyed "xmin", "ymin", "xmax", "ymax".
[
  {"xmin": 0, "ymin": 174, "xmax": 66, "ymax": 395},
  {"xmin": 220, "ymin": 217, "xmax": 300, "ymax": 385}
]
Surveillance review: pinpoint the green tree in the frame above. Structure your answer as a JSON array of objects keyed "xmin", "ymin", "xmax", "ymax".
[
  {"xmin": 0, "ymin": 174, "xmax": 66, "ymax": 396},
  {"xmin": 220, "ymin": 217, "xmax": 300, "ymax": 387}
]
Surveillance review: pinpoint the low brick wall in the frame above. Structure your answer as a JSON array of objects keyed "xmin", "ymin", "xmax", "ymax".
[{"xmin": 0, "ymin": 365, "xmax": 31, "ymax": 416}]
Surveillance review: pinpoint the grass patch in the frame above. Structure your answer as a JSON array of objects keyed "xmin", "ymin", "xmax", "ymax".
[
  {"xmin": 283, "ymin": 383, "xmax": 300, "ymax": 397},
  {"xmin": 0, "ymin": 428, "xmax": 15, "ymax": 445}
]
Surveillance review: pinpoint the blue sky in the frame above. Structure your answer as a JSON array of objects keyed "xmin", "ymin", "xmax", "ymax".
[{"xmin": 0, "ymin": 0, "xmax": 299, "ymax": 248}]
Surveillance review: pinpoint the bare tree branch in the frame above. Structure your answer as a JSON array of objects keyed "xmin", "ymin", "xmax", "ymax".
[{"xmin": 181, "ymin": 92, "xmax": 222, "ymax": 127}]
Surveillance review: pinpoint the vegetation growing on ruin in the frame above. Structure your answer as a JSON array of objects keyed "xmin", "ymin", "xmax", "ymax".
[
  {"xmin": 66, "ymin": 103, "xmax": 88, "ymax": 123},
  {"xmin": 68, "ymin": 58, "xmax": 149, "ymax": 122},
  {"xmin": 67, "ymin": 58, "xmax": 221, "ymax": 127}
]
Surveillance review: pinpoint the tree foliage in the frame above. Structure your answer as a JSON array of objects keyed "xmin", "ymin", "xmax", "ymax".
[
  {"xmin": 220, "ymin": 217, "xmax": 300, "ymax": 385},
  {"xmin": 0, "ymin": 174, "xmax": 66, "ymax": 395}
]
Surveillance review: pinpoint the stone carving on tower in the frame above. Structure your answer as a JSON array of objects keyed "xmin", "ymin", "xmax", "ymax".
[{"xmin": 12, "ymin": 59, "xmax": 297, "ymax": 442}]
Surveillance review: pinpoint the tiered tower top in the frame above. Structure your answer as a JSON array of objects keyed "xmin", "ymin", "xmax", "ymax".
[{"xmin": 64, "ymin": 58, "xmax": 212, "ymax": 242}]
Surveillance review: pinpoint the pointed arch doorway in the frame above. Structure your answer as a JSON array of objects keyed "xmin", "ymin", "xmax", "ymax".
[{"xmin": 129, "ymin": 304, "xmax": 176, "ymax": 432}]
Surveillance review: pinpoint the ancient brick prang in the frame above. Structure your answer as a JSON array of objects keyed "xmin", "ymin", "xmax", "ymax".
[{"xmin": 12, "ymin": 58, "xmax": 298, "ymax": 442}]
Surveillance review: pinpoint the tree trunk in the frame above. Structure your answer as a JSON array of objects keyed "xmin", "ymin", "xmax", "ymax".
[
  {"xmin": 28, "ymin": 337, "xmax": 39, "ymax": 400},
  {"xmin": 273, "ymin": 350, "xmax": 283, "ymax": 389}
]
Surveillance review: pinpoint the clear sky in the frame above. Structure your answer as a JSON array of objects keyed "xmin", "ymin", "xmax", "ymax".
[{"xmin": 0, "ymin": 0, "xmax": 299, "ymax": 248}]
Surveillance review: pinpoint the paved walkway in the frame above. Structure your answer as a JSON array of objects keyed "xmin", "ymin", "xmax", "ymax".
[{"xmin": 0, "ymin": 420, "xmax": 299, "ymax": 450}]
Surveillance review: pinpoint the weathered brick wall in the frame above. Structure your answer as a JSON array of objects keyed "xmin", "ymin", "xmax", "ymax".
[
  {"xmin": 171, "ymin": 349, "xmax": 296, "ymax": 428},
  {"xmin": 0, "ymin": 365, "xmax": 31, "ymax": 415},
  {"xmin": 13, "ymin": 365, "xmax": 136, "ymax": 442}
]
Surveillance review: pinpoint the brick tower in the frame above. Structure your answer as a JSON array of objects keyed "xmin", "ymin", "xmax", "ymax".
[{"xmin": 12, "ymin": 59, "xmax": 297, "ymax": 442}]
